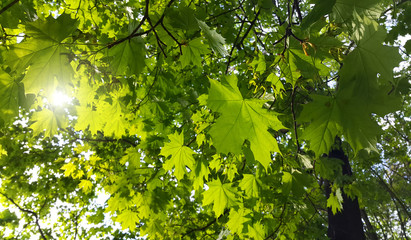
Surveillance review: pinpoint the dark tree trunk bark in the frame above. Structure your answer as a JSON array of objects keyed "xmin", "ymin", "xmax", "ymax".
[{"xmin": 325, "ymin": 146, "xmax": 366, "ymax": 240}]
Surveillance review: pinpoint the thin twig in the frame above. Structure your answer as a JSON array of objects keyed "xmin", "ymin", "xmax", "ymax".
[
  {"xmin": 291, "ymin": 86, "xmax": 301, "ymax": 154},
  {"xmin": 0, "ymin": 192, "xmax": 48, "ymax": 240},
  {"xmin": 370, "ymin": 168, "xmax": 411, "ymax": 219},
  {"xmin": 0, "ymin": 0, "xmax": 19, "ymax": 15},
  {"xmin": 225, "ymin": 14, "xmax": 246, "ymax": 74},
  {"xmin": 160, "ymin": 21, "xmax": 182, "ymax": 54},
  {"xmin": 206, "ymin": 0, "xmax": 244, "ymax": 21},
  {"xmin": 265, "ymin": 203, "xmax": 287, "ymax": 239},
  {"xmin": 106, "ymin": 0, "xmax": 175, "ymax": 50},
  {"xmin": 381, "ymin": 0, "xmax": 410, "ymax": 17},
  {"xmin": 237, "ymin": 8, "xmax": 261, "ymax": 49},
  {"xmin": 181, "ymin": 209, "xmax": 229, "ymax": 238}
]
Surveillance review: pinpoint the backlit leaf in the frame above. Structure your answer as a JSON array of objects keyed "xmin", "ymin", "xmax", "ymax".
[
  {"xmin": 75, "ymin": 105, "xmax": 103, "ymax": 135},
  {"xmin": 116, "ymin": 209, "xmax": 140, "ymax": 231},
  {"xmin": 0, "ymin": 71, "xmax": 20, "ymax": 123},
  {"xmin": 197, "ymin": 19, "xmax": 228, "ymax": 56},
  {"xmin": 61, "ymin": 162, "xmax": 76, "ymax": 177},
  {"xmin": 299, "ymin": 95, "xmax": 342, "ymax": 156},
  {"xmin": 226, "ymin": 207, "xmax": 251, "ymax": 235},
  {"xmin": 4, "ymin": 14, "xmax": 77, "ymax": 94},
  {"xmin": 160, "ymin": 131, "xmax": 195, "ymax": 180},
  {"xmin": 79, "ymin": 179, "xmax": 93, "ymax": 193},
  {"xmin": 108, "ymin": 37, "xmax": 146, "ymax": 75},
  {"xmin": 202, "ymin": 178, "xmax": 238, "ymax": 217},
  {"xmin": 239, "ymin": 174, "xmax": 260, "ymax": 198},
  {"xmin": 180, "ymin": 38, "xmax": 210, "ymax": 68},
  {"xmin": 30, "ymin": 108, "xmax": 68, "ymax": 138},
  {"xmin": 207, "ymin": 75, "xmax": 284, "ymax": 169}
]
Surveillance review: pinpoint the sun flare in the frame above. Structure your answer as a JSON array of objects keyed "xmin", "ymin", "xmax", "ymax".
[{"xmin": 50, "ymin": 90, "xmax": 72, "ymax": 107}]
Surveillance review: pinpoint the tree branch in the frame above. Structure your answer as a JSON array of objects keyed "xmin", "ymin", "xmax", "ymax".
[
  {"xmin": 0, "ymin": 192, "xmax": 48, "ymax": 240},
  {"xmin": 181, "ymin": 209, "xmax": 229, "ymax": 238},
  {"xmin": 206, "ymin": 0, "xmax": 243, "ymax": 21},
  {"xmin": 135, "ymin": 66, "xmax": 160, "ymax": 111},
  {"xmin": 237, "ymin": 8, "xmax": 261, "ymax": 49},
  {"xmin": 225, "ymin": 14, "xmax": 246, "ymax": 74},
  {"xmin": 381, "ymin": 0, "xmax": 411, "ymax": 17},
  {"xmin": 0, "ymin": 0, "xmax": 19, "ymax": 15},
  {"xmin": 106, "ymin": 0, "xmax": 175, "ymax": 50},
  {"xmin": 370, "ymin": 168, "xmax": 411, "ymax": 219},
  {"xmin": 292, "ymin": 0, "xmax": 303, "ymax": 23},
  {"xmin": 160, "ymin": 21, "xmax": 182, "ymax": 54},
  {"xmin": 265, "ymin": 203, "xmax": 287, "ymax": 239}
]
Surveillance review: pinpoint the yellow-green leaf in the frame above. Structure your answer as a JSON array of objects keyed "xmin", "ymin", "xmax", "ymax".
[
  {"xmin": 4, "ymin": 14, "xmax": 78, "ymax": 94},
  {"xmin": 207, "ymin": 75, "xmax": 284, "ymax": 168},
  {"xmin": 30, "ymin": 108, "xmax": 68, "ymax": 138},
  {"xmin": 239, "ymin": 174, "xmax": 260, "ymax": 198},
  {"xmin": 116, "ymin": 209, "xmax": 140, "ymax": 231},
  {"xmin": 79, "ymin": 179, "xmax": 93, "ymax": 193},
  {"xmin": 61, "ymin": 162, "xmax": 76, "ymax": 177},
  {"xmin": 160, "ymin": 131, "xmax": 195, "ymax": 180},
  {"xmin": 202, "ymin": 178, "xmax": 238, "ymax": 217}
]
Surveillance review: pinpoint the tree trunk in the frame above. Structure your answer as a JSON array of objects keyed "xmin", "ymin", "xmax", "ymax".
[{"xmin": 325, "ymin": 146, "xmax": 366, "ymax": 240}]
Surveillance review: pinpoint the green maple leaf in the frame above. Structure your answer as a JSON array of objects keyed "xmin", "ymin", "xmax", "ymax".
[
  {"xmin": 108, "ymin": 37, "xmax": 146, "ymax": 75},
  {"xmin": 226, "ymin": 207, "xmax": 251, "ymax": 235},
  {"xmin": 250, "ymin": 53, "xmax": 266, "ymax": 73},
  {"xmin": 30, "ymin": 108, "xmax": 68, "ymax": 138},
  {"xmin": 336, "ymin": 97, "xmax": 380, "ymax": 153},
  {"xmin": 79, "ymin": 179, "xmax": 93, "ymax": 193},
  {"xmin": 140, "ymin": 216, "xmax": 164, "ymax": 238},
  {"xmin": 340, "ymin": 18, "xmax": 402, "ymax": 86},
  {"xmin": 300, "ymin": 95, "xmax": 382, "ymax": 155},
  {"xmin": 302, "ymin": 0, "xmax": 337, "ymax": 29},
  {"xmin": 341, "ymin": 17, "xmax": 402, "ymax": 86},
  {"xmin": 335, "ymin": 17, "xmax": 401, "ymax": 153},
  {"xmin": 106, "ymin": 194, "xmax": 128, "ymax": 213},
  {"xmin": 165, "ymin": 6, "xmax": 199, "ymax": 31},
  {"xmin": 279, "ymin": 52, "xmax": 301, "ymax": 87},
  {"xmin": 116, "ymin": 209, "xmax": 140, "ymax": 231},
  {"xmin": 61, "ymin": 162, "xmax": 76, "ymax": 177},
  {"xmin": 248, "ymin": 222, "xmax": 265, "ymax": 240},
  {"xmin": 0, "ymin": 71, "xmax": 21, "ymax": 123},
  {"xmin": 207, "ymin": 75, "xmax": 284, "ymax": 169},
  {"xmin": 299, "ymin": 95, "xmax": 342, "ymax": 156},
  {"xmin": 4, "ymin": 14, "xmax": 78, "ymax": 94},
  {"xmin": 103, "ymin": 117, "xmax": 127, "ymax": 139},
  {"xmin": 288, "ymin": 45, "xmax": 330, "ymax": 81},
  {"xmin": 197, "ymin": 19, "xmax": 228, "ymax": 56},
  {"xmin": 327, "ymin": 188, "xmax": 343, "ymax": 215},
  {"xmin": 100, "ymin": 97, "xmax": 127, "ymax": 138},
  {"xmin": 160, "ymin": 131, "xmax": 195, "ymax": 180},
  {"xmin": 191, "ymin": 159, "xmax": 210, "ymax": 190},
  {"xmin": 202, "ymin": 178, "xmax": 238, "ymax": 217},
  {"xmin": 239, "ymin": 174, "xmax": 260, "ymax": 198},
  {"xmin": 75, "ymin": 105, "xmax": 103, "ymax": 135},
  {"xmin": 180, "ymin": 38, "xmax": 210, "ymax": 68},
  {"xmin": 266, "ymin": 72, "xmax": 285, "ymax": 98},
  {"xmin": 332, "ymin": 0, "xmax": 383, "ymax": 23},
  {"xmin": 120, "ymin": 147, "xmax": 141, "ymax": 166}
]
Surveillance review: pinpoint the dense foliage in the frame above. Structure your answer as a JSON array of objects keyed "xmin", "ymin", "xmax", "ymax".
[{"xmin": 0, "ymin": 0, "xmax": 410, "ymax": 239}]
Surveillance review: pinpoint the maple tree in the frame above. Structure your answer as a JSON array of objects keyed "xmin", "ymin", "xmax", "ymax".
[{"xmin": 0, "ymin": 0, "xmax": 410, "ymax": 239}]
